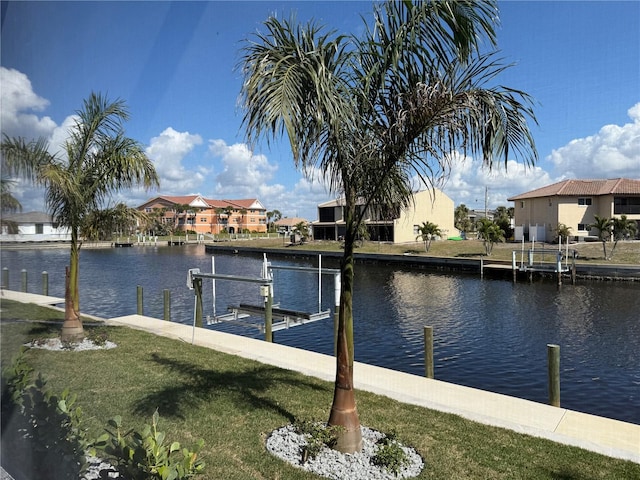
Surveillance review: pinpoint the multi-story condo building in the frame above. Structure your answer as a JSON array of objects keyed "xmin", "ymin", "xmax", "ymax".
[{"xmin": 137, "ymin": 195, "xmax": 267, "ymax": 235}]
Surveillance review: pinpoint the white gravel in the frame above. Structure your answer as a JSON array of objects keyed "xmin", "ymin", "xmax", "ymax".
[
  {"xmin": 25, "ymin": 337, "xmax": 117, "ymax": 351},
  {"xmin": 266, "ymin": 424, "xmax": 424, "ymax": 479}
]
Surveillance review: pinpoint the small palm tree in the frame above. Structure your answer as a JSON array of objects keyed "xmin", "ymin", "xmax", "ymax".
[
  {"xmin": 1, "ymin": 92, "xmax": 159, "ymax": 340},
  {"xmin": 416, "ymin": 221, "xmax": 442, "ymax": 252},
  {"xmin": 610, "ymin": 215, "xmax": 637, "ymax": 259},
  {"xmin": 477, "ymin": 218, "xmax": 505, "ymax": 255},
  {"xmin": 555, "ymin": 223, "xmax": 572, "ymax": 243},
  {"xmin": 589, "ymin": 215, "xmax": 612, "ymax": 260}
]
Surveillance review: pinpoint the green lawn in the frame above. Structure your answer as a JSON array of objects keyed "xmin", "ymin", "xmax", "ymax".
[{"xmin": 1, "ymin": 299, "xmax": 639, "ymax": 479}]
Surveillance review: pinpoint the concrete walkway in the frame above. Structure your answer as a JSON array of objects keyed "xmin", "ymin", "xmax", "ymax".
[{"xmin": 2, "ymin": 289, "xmax": 639, "ymax": 464}]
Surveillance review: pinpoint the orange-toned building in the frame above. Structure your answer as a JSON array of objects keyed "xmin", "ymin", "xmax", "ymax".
[{"xmin": 137, "ymin": 195, "xmax": 267, "ymax": 234}]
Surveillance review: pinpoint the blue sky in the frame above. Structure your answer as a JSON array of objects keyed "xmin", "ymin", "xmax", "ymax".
[{"xmin": 2, "ymin": 1, "xmax": 639, "ymax": 221}]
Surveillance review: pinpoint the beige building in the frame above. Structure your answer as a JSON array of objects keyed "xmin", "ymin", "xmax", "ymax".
[
  {"xmin": 508, "ymin": 178, "xmax": 640, "ymax": 242},
  {"xmin": 137, "ymin": 195, "xmax": 267, "ymax": 235},
  {"xmin": 312, "ymin": 189, "xmax": 456, "ymax": 243}
]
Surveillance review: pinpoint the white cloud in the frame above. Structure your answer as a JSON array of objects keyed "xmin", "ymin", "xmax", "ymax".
[
  {"xmin": 0, "ymin": 67, "xmax": 56, "ymax": 139},
  {"xmin": 146, "ymin": 127, "xmax": 205, "ymax": 192},
  {"xmin": 548, "ymin": 102, "xmax": 640, "ymax": 179},
  {"xmin": 440, "ymin": 154, "xmax": 553, "ymax": 210},
  {"xmin": 210, "ymin": 139, "xmax": 278, "ymax": 193}
]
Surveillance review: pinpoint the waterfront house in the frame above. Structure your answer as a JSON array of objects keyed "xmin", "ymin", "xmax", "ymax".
[
  {"xmin": 0, "ymin": 211, "xmax": 71, "ymax": 243},
  {"xmin": 274, "ymin": 217, "xmax": 309, "ymax": 235},
  {"xmin": 137, "ymin": 195, "xmax": 267, "ymax": 235},
  {"xmin": 507, "ymin": 178, "xmax": 640, "ymax": 242},
  {"xmin": 312, "ymin": 188, "xmax": 456, "ymax": 243}
]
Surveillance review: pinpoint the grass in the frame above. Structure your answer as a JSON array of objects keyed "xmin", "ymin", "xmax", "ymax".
[
  {"xmin": 1, "ymin": 299, "xmax": 639, "ymax": 479},
  {"xmin": 208, "ymin": 237, "xmax": 640, "ymax": 266}
]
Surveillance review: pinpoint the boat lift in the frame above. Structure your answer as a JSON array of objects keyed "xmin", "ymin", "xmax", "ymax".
[
  {"xmin": 187, "ymin": 254, "xmax": 340, "ymax": 342},
  {"xmin": 512, "ymin": 236, "xmax": 576, "ymax": 284}
]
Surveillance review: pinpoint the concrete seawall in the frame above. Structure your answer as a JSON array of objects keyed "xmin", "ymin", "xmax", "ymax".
[{"xmin": 204, "ymin": 244, "xmax": 640, "ymax": 281}]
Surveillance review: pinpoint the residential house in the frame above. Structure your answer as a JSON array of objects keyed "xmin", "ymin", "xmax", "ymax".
[
  {"xmin": 137, "ymin": 195, "xmax": 267, "ymax": 235},
  {"xmin": 312, "ymin": 189, "xmax": 455, "ymax": 243},
  {"xmin": 0, "ymin": 211, "xmax": 71, "ymax": 242},
  {"xmin": 274, "ymin": 217, "xmax": 309, "ymax": 235},
  {"xmin": 507, "ymin": 178, "xmax": 640, "ymax": 242}
]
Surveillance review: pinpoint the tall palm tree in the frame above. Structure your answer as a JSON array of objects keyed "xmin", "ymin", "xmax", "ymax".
[
  {"xmin": 416, "ymin": 221, "xmax": 442, "ymax": 252},
  {"xmin": 1, "ymin": 92, "xmax": 159, "ymax": 340},
  {"xmin": 589, "ymin": 214, "xmax": 612, "ymax": 260},
  {"xmin": 239, "ymin": 0, "xmax": 537, "ymax": 452},
  {"xmin": 454, "ymin": 204, "xmax": 472, "ymax": 236}
]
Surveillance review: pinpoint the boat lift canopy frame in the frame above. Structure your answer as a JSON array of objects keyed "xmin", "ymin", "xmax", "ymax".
[{"xmin": 187, "ymin": 254, "xmax": 340, "ymax": 342}]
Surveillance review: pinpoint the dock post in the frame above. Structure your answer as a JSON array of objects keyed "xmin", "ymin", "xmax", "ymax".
[
  {"xmin": 21, "ymin": 269, "xmax": 27, "ymax": 292},
  {"xmin": 2, "ymin": 267, "xmax": 8, "ymax": 289},
  {"xmin": 264, "ymin": 286, "xmax": 273, "ymax": 343},
  {"xmin": 194, "ymin": 278, "xmax": 203, "ymax": 328},
  {"xmin": 137, "ymin": 285, "xmax": 143, "ymax": 315},
  {"xmin": 547, "ymin": 344, "xmax": 560, "ymax": 407},
  {"xmin": 163, "ymin": 289, "xmax": 171, "ymax": 321},
  {"xmin": 512, "ymin": 251, "xmax": 517, "ymax": 283},
  {"xmin": 42, "ymin": 271, "xmax": 48, "ymax": 296},
  {"xmin": 571, "ymin": 255, "xmax": 576, "ymax": 285},
  {"xmin": 424, "ymin": 326, "xmax": 434, "ymax": 379},
  {"xmin": 556, "ymin": 252, "xmax": 562, "ymax": 286},
  {"xmin": 480, "ymin": 257, "xmax": 484, "ymax": 278}
]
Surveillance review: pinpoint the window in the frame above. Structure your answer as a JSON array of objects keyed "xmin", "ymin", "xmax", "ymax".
[
  {"xmin": 520, "ymin": 201, "xmax": 524, "ymax": 208},
  {"xmin": 578, "ymin": 198, "xmax": 592, "ymax": 206},
  {"xmin": 578, "ymin": 224, "xmax": 587, "ymax": 231},
  {"xmin": 413, "ymin": 225, "xmax": 420, "ymax": 235},
  {"xmin": 35, "ymin": 223, "xmax": 44, "ymax": 234},
  {"xmin": 200, "ymin": 218, "xmax": 207, "ymax": 222},
  {"xmin": 614, "ymin": 196, "xmax": 640, "ymax": 215}
]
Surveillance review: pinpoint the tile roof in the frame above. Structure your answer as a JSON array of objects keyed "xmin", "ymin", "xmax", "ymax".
[
  {"xmin": 1, "ymin": 211, "xmax": 54, "ymax": 223},
  {"xmin": 138, "ymin": 196, "xmax": 264, "ymax": 210},
  {"xmin": 507, "ymin": 178, "xmax": 640, "ymax": 200}
]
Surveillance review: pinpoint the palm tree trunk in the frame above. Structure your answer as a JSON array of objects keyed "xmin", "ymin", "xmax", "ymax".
[
  {"xmin": 61, "ymin": 228, "xmax": 84, "ymax": 341},
  {"xmin": 327, "ymin": 198, "xmax": 362, "ymax": 453}
]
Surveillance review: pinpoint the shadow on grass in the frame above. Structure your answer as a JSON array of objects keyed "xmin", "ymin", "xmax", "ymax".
[{"xmin": 132, "ymin": 352, "xmax": 329, "ymax": 423}]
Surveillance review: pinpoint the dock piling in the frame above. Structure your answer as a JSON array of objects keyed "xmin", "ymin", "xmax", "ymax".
[
  {"xmin": 21, "ymin": 269, "xmax": 27, "ymax": 292},
  {"xmin": 42, "ymin": 271, "xmax": 48, "ymax": 296},
  {"xmin": 547, "ymin": 344, "xmax": 561, "ymax": 407},
  {"xmin": 137, "ymin": 285, "xmax": 143, "ymax": 315},
  {"xmin": 163, "ymin": 289, "xmax": 171, "ymax": 321},
  {"xmin": 424, "ymin": 326, "xmax": 434, "ymax": 379},
  {"xmin": 2, "ymin": 267, "xmax": 8, "ymax": 289}
]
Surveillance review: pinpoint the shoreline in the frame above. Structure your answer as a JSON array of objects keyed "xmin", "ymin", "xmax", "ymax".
[{"xmin": 2, "ymin": 240, "xmax": 638, "ymax": 281}]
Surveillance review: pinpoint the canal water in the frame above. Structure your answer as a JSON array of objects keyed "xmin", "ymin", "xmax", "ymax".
[{"xmin": 2, "ymin": 244, "xmax": 639, "ymax": 424}]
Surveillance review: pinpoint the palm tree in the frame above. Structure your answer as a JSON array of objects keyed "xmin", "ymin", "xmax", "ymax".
[
  {"xmin": 589, "ymin": 215, "xmax": 612, "ymax": 260},
  {"xmin": 494, "ymin": 205, "xmax": 513, "ymax": 240},
  {"xmin": 554, "ymin": 223, "xmax": 572, "ymax": 244},
  {"xmin": 1, "ymin": 178, "xmax": 22, "ymax": 234},
  {"xmin": 239, "ymin": 0, "xmax": 537, "ymax": 452},
  {"xmin": 416, "ymin": 221, "xmax": 442, "ymax": 252},
  {"xmin": 1, "ymin": 92, "xmax": 159, "ymax": 340},
  {"xmin": 454, "ymin": 204, "xmax": 472, "ymax": 237},
  {"xmin": 610, "ymin": 215, "xmax": 637, "ymax": 259},
  {"xmin": 476, "ymin": 218, "xmax": 505, "ymax": 255}
]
